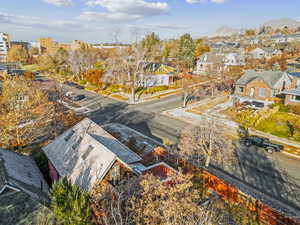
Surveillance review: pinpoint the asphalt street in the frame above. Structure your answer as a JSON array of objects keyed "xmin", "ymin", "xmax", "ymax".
[{"xmin": 49, "ymin": 80, "xmax": 300, "ymax": 211}]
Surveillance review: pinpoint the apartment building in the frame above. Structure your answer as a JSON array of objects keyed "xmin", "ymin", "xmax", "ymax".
[
  {"xmin": 38, "ymin": 37, "xmax": 89, "ymax": 54},
  {"xmin": 0, "ymin": 32, "xmax": 11, "ymax": 62},
  {"xmin": 37, "ymin": 37, "xmax": 58, "ymax": 55}
]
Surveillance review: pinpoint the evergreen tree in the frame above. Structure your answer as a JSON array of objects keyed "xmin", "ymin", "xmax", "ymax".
[
  {"xmin": 51, "ymin": 177, "xmax": 94, "ymax": 225},
  {"xmin": 176, "ymin": 33, "xmax": 196, "ymax": 70}
]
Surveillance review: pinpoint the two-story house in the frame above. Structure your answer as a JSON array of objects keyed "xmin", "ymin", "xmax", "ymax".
[
  {"xmin": 233, "ymin": 70, "xmax": 293, "ymax": 106},
  {"xmin": 194, "ymin": 52, "xmax": 225, "ymax": 75},
  {"xmin": 194, "ymin": 52, "xmax": 244, "ymax": 75}
]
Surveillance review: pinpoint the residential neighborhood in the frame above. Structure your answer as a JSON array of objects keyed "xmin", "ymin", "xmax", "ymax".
[{"xmin": 1, "ymin": 0, "xmax": 300, "ymax": 225}]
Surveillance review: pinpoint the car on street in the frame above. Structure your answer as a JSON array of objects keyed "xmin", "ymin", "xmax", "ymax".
[
  {"xmin": 65, "ymin": 92, "xmax": 85, "ymax": 101},
  {"xmin": 63, "ymin": 81, "xmax": 84, "ymax": 89},
  {"xmin": 241, "ymin": 135, "xmax": 283, "ymax": 153}
]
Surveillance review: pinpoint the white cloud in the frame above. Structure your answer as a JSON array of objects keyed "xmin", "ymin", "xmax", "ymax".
[
  {"xmin": 82, "ymin": 0, "xmax": 169, "ymax": 22},
  {"xmin": 211, "ymin": 0, "xmax": 226, "ymax": 3},
  {"xmin": 0, "ymin": 12, "xmax": 87, "ymax": 32},
  {"xmin": 79, "ymin": 11, "xmax": 142, "ymax": 22},
  {"xmin": 186, "ymin": 0, "xmax": 226, "ymax": 4},
  {"xmin": 43, "ymin": 0, "xmax": 73, "ymax": 7}
]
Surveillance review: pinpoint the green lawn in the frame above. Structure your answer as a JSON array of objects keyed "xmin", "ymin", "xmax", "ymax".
[
  {"xmin": 21, "ymin": 64, "xmax": 40, "ymax": 71},
  {"xmin": 255, "ymin": 112, "xmax": 300, "ymax": 141}
]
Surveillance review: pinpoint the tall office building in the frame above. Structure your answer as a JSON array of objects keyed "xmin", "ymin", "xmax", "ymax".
[{"xmin": 0, "ymin": 32, "xmax": 11, "ymax": 62}]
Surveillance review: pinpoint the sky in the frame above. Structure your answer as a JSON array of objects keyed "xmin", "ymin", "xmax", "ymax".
[{"xmin": 1, "ymin": 0, "xmax": 300, "ymax": 43}]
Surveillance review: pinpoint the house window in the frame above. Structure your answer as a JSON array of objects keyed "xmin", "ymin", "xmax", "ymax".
[
  {"xmin": 64, "ymin": 130, "xmax": 75, "ymax": 141},
  {"xmin": 72, "ymin": 136, "xmax": 83, "ymax": 150},
  {"xmin": 259, "ymin": 88, "xmax": 266, "ymax": 97},
  {"xmin": 291, "ymin": 95, "xmax": 300, "ymax": 102},
  {"xmin": 110, "ymin": 164, "xmax": 121, "ymax": 185},
  {"xmin": 238, "ymin": 87, "xmax": 244, "ymax": 93},
  {"xmin": 81, "ymin": 145, "xmax": 94, "ymax": 160},
  {"xmin": 271, "ymin": 89, "xmax": 276, "ymax": 97}
]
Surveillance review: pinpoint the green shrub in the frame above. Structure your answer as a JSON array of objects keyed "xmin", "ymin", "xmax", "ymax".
[
  {"xmin": 51, "ymin": 177, "xmax": 94, "ymax": 225},
  {"xmin": 270, "ymin": 102, "xmax": 290, "ymax": 112},
  {"xmin": 79, "ymin": 80, "xmax": 87, "ymax": 85},
  {"xmin": 289, "ymin": 105, "xmax": 300, "ymax": 115},
  {"xmin": 85, "ymin": 84, "xmax": 97, "ymax": 91},
  {"xmin": 145, "ymin": 85, "xmax": 168, "ymax": 94}
]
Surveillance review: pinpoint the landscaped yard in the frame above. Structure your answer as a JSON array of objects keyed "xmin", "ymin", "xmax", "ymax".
[
  {"xmin": 221, "ymin": 106, "xmax": 300, "ymax": 142},
  {"xmin": 187, "ymin": 95, "xmax": 229, "ymax": 115},
  {"xmin": 255, "ymin": 112, "xmax": 300, "ymax": 141}
]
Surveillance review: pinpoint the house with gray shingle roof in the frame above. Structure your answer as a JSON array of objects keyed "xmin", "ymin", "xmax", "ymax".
[
  {"xmin": 0, "ymin": 149, "xmax": 51, "ymax": 225},
  {"xmin": 42, "ymin": 118, "xmax": 145, "ymax": 190},
  {"xmin": 233, "ymin": 70, "xmax": 293, "ymax": 106}
]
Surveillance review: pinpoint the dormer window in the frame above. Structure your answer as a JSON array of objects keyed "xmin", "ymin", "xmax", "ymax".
[
  {"xmin": 81, "ymin": 145, "xmax": 94, "ymax": 160},
  {"xmin": 72, "ymin": 136, "xmax": 82, "ymax": 150},
  {"xmin": 64, "ymin": 130, "xmax": 75, "ymax": 141}
]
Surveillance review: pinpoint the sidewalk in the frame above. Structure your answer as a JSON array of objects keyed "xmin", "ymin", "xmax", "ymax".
[{"xmin": 162, "ymin": 99, "xmax": 300, "ymax": 159}]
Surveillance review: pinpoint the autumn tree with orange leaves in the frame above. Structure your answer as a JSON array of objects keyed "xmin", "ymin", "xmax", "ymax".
[{"xmin": 0, "ymin": 77, "xmax": 80, "ymax": 150}]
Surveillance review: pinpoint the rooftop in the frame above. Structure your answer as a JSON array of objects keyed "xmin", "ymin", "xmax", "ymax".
[
  {"xmin": 42, "ymin": 118, "xmax": 142, "ymax": 190},
  {"xmin": 0, "ymin": 149, "xmax": 49, "ymax": 204},
  {"xmin": 236, "ymin": 70, "xmax": 287, "ymax": 88}
]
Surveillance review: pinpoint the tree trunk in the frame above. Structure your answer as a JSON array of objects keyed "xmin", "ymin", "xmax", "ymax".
[
  {"xmin": 205, "ymin": 154, "xmax": 211, "ymax": 167},
  {"xmin": 182, "ymin": 91, "xmax": 188, "ymax": 108},
  {"xmin": 131, "ymin": 85, "xmax": 135, "ymax": 103},
  {"xmin": 130, "ymin": 72, "xmax": 136, "ymax": 104}
]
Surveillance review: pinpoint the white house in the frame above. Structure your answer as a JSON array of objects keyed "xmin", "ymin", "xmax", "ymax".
[
  {"xmin": 249, "ymin": 48, "xmax": 266, "ymax": 59},
  {"xmin": 0, "ymin": 32, "xmax": 11, "ymax": 62},
  {"xmin": 224, "ymin": 53, "xmax": 245, "ymax": 67},
  {"xmin": 137, "ymin": 74, "xmax": 171, "ymax": 87},
  {"xmin": 194, "ymin": 52, "xmax": 244, "ymax": 75}
]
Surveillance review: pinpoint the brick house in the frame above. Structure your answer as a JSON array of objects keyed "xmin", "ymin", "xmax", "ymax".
[
  {"xmin": 281, "ymin": 72, "xmax": 300, "ymax": 105},
  {"xmin": 233, "ymin": 70, "xmax": 293, "ymax": 106}
]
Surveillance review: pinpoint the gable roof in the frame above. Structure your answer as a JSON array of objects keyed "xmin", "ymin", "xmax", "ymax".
[
  {"xmin": 236, "ymin": 70, "xmax": 286, "ymax": 88},
  {"xmin": 42, "ymin": 118, "xmax": 142, "ymax": 190},
  {"xmin": 0, "ymin": 149, "xmax": 49, "ymax": 204}
]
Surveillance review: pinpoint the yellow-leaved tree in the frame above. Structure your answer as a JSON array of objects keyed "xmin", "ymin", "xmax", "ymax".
[
  {"xmin": 7, "ymin": 45, "xmax": 29, "ymax": 63},
  {"xmin": 0, "ymin": 77, "xmax": 80, "ymax": 150}
]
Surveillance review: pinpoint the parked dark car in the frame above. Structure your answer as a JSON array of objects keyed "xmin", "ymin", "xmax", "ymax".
[
  {"xmin": 241, "ymin": 101, "xmax": 265, "ymax": 109},
  {"xmin": 241, "ymin": 135, "xmax": 283, "ymax": 153},
  {"xmin": 64, "ymin": 81, "xmax": 84, "ymax": 89},
  {"xmin": 71, "ymin": 94, "xmax": 85, "ymax": 101},
  {"xmin": 65, "ymin": 92, "xmax": 85, "ymax": 101}
]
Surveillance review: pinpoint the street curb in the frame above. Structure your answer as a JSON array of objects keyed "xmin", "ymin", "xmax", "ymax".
[{"xmin": 282, "ymin": 151, "xmax": 300, "ymax": 159}]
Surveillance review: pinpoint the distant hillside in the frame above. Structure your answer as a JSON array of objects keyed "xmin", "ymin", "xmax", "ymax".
[
  {"xmin": 262, "ymin": 18, "xmax": 300, "ymax": 29},
  {"xmin": 208, "ymin": 26, "xmax": 242, "ymax": 37}
]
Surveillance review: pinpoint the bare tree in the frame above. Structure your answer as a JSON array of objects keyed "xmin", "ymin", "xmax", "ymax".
[
  {"xmin": 91, "ymin": 178, "xmax": 139, "ymax": 225},
  {"xmin": 110, "ymin": 27, "xmax": 121, "ymax": 44},
  {"xmin": 117, "ymin": 44, "xmax": 146, "ymax": 103},
  {"xmin": 68, "ymin": 48, "xmax": 102, "ymax": 81},
  {"xmin": 179, "ymin": 117, "xmax": 236, "ymax": 168}
]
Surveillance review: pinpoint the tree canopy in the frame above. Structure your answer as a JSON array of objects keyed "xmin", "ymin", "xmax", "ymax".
[
  {"xmin": 51, "ymin": 177, "xmax": 94, "ymax": 225},
  {"xmin": 7, "ymin": 45, "xmax": 29, "ymax": 63}
]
